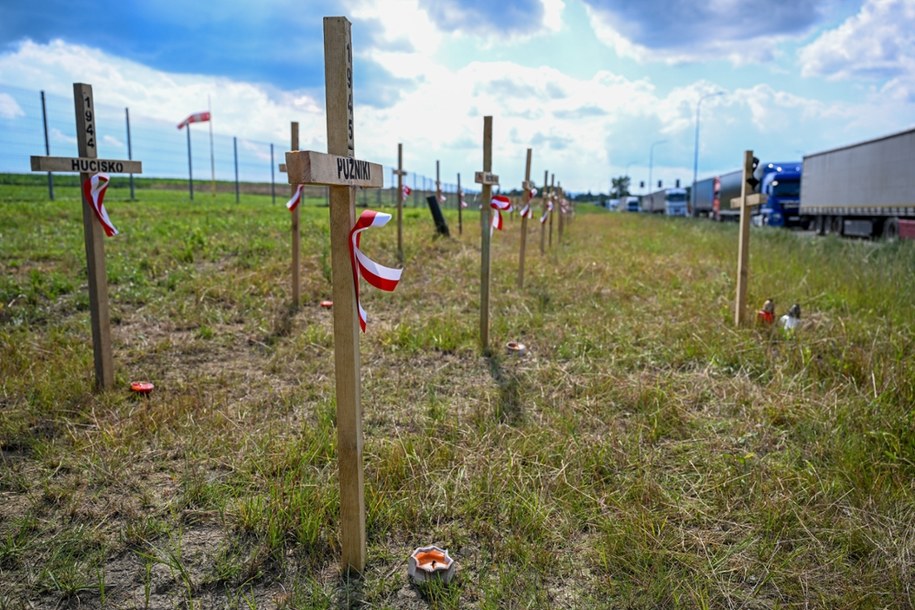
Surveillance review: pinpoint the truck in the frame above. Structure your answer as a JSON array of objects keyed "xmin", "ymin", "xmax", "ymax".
[
  {"xmin": 622, "ymin": 196, "xmax": 640, "ymax": 212},
  {"xmin": 801, "ymin": 128, "xmax": 915, "ymax": 239},
  {"xmin": 693, "ymin": 171, "xmax": 742, "ymax": 221},
  {"xmin": 756, "ymin": 161, "xmax": 803, "ymax": 228},
  {"xmin": 641, "ymin": 188, "xmax": 688, "ymax": 216}
]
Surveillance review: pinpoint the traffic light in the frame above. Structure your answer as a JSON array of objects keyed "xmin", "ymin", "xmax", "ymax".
[
  {"xmin": 675, "ymin": 179, "xmax": 680, "ymax": 187},
  {"xmin": 657, "ymin": 180, "xmax": 662, "ymax": 188},
  {"xmin": 747, "ymin": 156, "xmax": 760, "ymax": 189},
  {"xmin": 639, "ymin": 181, "xmax": 645, "ymax": 189}
]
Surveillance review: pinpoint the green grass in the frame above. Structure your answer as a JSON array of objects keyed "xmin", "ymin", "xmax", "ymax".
[{"xmin": 1, "ymin": 184, "xmax": 914, "ymax": 608}]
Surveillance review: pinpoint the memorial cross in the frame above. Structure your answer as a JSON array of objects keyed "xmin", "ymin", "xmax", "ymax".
[
  {"xmin": 283, "ymin": 17, "xmax": 387, "ymax": 572},
  {"xmin": 730, "ymin": 150, "xmax": 765, "ymax": 326},
  {"xmin": 393, "ymin": 143, "xmax": 407, "ymax": 261},
  {"xmin": 474, "ymin": 116, "xmax": 499, "ymax": 353},
  {"xmin": 29, "ymin": 83, "xmax": 143, "ymax": 391},
  {"xmin": 518, "ymin": 148, "xmax": 533, "ymax": 289}
]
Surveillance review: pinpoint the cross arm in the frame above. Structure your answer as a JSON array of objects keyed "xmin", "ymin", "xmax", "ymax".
[
  {"xmin": 730, "ymin": 193, "xmax": 766, "ymax": 209},
  {"xmin": 31, "ymin": 156, "xmax": 142, "ymax": 174},
  {"xmin": 285, "ymin": 150, "xmax": 383, "ymax": 188}
]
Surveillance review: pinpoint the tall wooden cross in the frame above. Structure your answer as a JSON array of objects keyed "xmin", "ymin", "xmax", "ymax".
[
  {"xmin": 731, "ymin": 150, "xmax": 764, "ymax": 326},
  {"xmin": 540, "ymin": 169, "xmax": 549, "ymax": 255},
  {"xmin": 549, "ymin": 173, "xmax": 556, "ymax": 249},
  {"xmin": 557, "ymin": 180, "xmax": 565, "ymax": 245},
  {"xmin": 457, "ymin": 172, "xmax": 463, "ymax": 236},
  {"xmin": 518, "ymin": 148, "xmax": 533, "ymax": 289},
  {"xmin": 394, "ymin": 143, "xmax": 406, "ymax": 261},
  {"xmin": 29, "ymin": 83, "xmax": 143, "ymax": 391},
  {"xmin": 284, "ymin": 17, "xmax": 384, "ymax": 573},
  {"xmin": 475, "ymin": 116, "xmax": 498, "ymax": 353},
  {"xmin": 277, "ymin": 122, "xmax": 303, "ymax": 308}
]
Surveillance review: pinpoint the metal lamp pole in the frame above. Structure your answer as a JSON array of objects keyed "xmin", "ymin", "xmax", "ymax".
[{"xmin": 691, "ymin": 91, "xmax": 724, "ymax": 215}]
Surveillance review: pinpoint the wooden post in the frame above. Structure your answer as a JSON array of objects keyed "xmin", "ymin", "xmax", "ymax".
[
  {"xmin": 558, "ymin": 180, "xmax": 565, "ymax": 245},
  {"xmin": 394, "ymin": 143, "xmax": 406, "ymax": 262},
  {"xmin": 731, "ymin": 150, "xmax": 764, "ymax": 327},
  {"xmin": 549, "ymin": 173, "xmax": 555, "ymax": 249},
  {"xmin": 475, "ymin": 117, "xmax": 498, "ymax": 353},
  {"xmin": 29, "ymin": 83, "xmax": 143, "ymax": 390},
  {"xmin": 518, "ymin": 148, "xmax": 533, "ymax": 289},
  {"xmin": 283, "ymin": 18, "xmax": 386, "ymax": 573},
  {"xmin": 290, "ymin": 122, "xmax": 301, "ymax": 308},
  {"xmin": 457, "ymin": 172, "xmax": 463, "ymax": 236},
  {"xmin": 540, "ymin": 169, "xmax": 548, "ymax": 255}
]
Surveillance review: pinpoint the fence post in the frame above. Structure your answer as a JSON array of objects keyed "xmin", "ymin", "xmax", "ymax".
[
  {"xmin": 125, "ymin": 107, "xmax": 135, "ymax": 201},
  {"xmin": 40, "ymin": 91, "xmax": 54, "ymax": 201},
  {"xmin": 233, "ymin": 137, "xmax": 239, "ymax": 203},
  {"xmin": 270, "ymin": 143, "xmax": 276, "ymax": 205}
]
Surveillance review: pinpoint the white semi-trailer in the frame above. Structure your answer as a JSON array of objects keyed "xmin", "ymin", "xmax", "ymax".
[{"xmin": 801, "ymin": 128, "xmax": 915, "ymax": 239}]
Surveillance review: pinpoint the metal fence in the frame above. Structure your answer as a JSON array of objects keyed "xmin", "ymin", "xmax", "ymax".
[{"xmin": 0, "ymin": 83, "xmax": 476, "ymax": 207}]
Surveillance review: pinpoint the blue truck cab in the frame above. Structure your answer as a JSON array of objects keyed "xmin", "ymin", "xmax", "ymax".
[{"xmin": 757, "ymin": 162, "xmax": 802, "ymax": 227}]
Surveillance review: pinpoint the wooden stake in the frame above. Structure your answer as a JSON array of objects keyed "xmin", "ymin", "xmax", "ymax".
[
  {"xmin": 290, "ymin": 122, "xmax": 301, "ymax": 309},
  {"xmin": 732, "ymin": 150, "xmax": 764, "ymax": 327},
  {"xmin": 394, "ymin": 143, "xmax": 406, "ymax": 262},
  {"xmin": 475, "ymin": 117, "xmax": 498, "ymax": 353},
  {"xmin": 558, "ymin": 180, "xmax": 565, "ymax": 245},
  {"xmin": 518, "ymin": 148, "xmax": 532, "ymax": 289},
  {"xmin": 435, "ymin": 160, "xmax": 442, "ymax": 206},
  {"xmin": 540, "ymin": 169, "xmax": 548, "ymax": 255},
  {"xmin": 30, "ymin": 83, "xmax": 144, "ymax": 391}
]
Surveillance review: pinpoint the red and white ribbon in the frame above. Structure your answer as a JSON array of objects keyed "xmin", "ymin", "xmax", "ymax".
[
  {"xmin": 82, "ymin": 173, "xmax": 117, "ymax": 237},
  {"xmin": 350, "ymin": 210, "xmax": 403, "ymax": 332},
  {"xmin": 286, "ymin": 184, "xmax": 304, "ymax": 212},
  {"xmin": 438, "ymin": 194, "xmax": 447, "ymax": 204},
  {"xmin": 460, "ymin": 197, "xmax": 468, "ymax": 209},
  {"xmin": 540, "ymin": 199, "xmax": 554, "ymax": 225},
  {"xmin": 560, "ymin": 198, "xmax": 571, "ymax": 214},
  {"xmin": 490, "ymin": 194, "xmax": 512, "ymax": 234},
  {"xmin": 402, "ymin": 184, "xmax": 412, "ymax": 201}
]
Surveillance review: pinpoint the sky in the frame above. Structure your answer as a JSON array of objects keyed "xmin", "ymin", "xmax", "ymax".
[{"xmin": 2, "ymin": 0, "xmax": 915, "ymax": 195}]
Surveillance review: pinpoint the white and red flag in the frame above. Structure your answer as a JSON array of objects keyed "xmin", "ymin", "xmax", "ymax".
[
  {"xmin": 286, "ymin": 184, "xmax": 304, "ymax": 212},
  {"xmin": 490, "ymin": 194, "xmax": 512, "ymax": 234},
  {"xmin": 82, "ymin": 173, "xmax": 117, "ymax": 237},
  {"xmin": 177, "ymin": 111, "xmax": 211, "ymax": 130},
  {"xmin": 349, "ymin": 210, "xmax": 403, "ymax": 332},
  {"xmin": 401, "ymin": 184, "xmax": 412, "ymax": 201}
]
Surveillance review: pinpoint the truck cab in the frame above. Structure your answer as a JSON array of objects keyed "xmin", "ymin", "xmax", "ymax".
[
  {"xmin": 757, "ymin": 162, "xmax": 802, "ymax": 227},
  {"xmin": 623, "ymin": 196, "xmax": 640, "ymax": 212},
  {"xmin": 665, "ymin": 188, "xmax": 688, "ymax": 216}
]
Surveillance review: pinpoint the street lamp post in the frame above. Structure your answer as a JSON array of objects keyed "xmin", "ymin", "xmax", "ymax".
[
  {"xmin": 691, "ymin": 91, "xmax": 724, "ymax": 216},
  {"xmin": 648, "ymin": 140, "xmax": 666, "ymax": 199}
]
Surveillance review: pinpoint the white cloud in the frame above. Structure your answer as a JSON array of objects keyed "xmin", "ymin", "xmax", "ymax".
[
  {"xmin": 799, "ymin": 0, "xmax": 915, "ymax": 81},
  {"xmin": 102, "ymin": 134, "xmax": 124, "ymax": 148},
  {"xmin": 50, "ymin": 127, "xmax": 76, "ymax": 146},
  {"xmin": 0, "ymin": 93, "xmax": 24, "ymax": 119}
]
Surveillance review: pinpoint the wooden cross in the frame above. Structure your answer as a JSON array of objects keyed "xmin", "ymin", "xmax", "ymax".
[
  {"xmin": 456, "ymin": 172, "xmax": 463, "ymax": 236},
  {"xmin": 394, "ymin": 143, "xmax": 407, "ymax": 262},
  {"xmin": 284, "ymin": 17, "xmax": 384, "ymax": 573},
  {"xmin": 277, "ymin": 122, "xmax": 303, "ymax": 308},
  {"xmin": 540, "ymin": 169, "xmax": 549, "ymax": 255},
  {"xmin": 29, "ymin": 83, "xmax": 143, "ymax": 391},
  {"xmin": 475, "ymin": 116, "xmax": 498, "ymax": 353},
  {"xmin": 731, "ymin": 150, "xmax": 765, "ymax": 326},
  {"xmin": 557, "ymin": 180, "xmax": 565, "ymax": 245},
  {"xmin": 549, "ymin": 173, "xmax": 556, "ymax": 249},
  {"xmin": 518, "ymin": 148, "xmax": 533, "ymax": 289}
]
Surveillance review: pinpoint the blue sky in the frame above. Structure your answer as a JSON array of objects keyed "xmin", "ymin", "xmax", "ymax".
[{"xmin": 2, "ymin": 0, "xmax": 914, "ymax": 194}]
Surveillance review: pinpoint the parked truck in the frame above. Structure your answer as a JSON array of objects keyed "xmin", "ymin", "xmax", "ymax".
[
  {"xmin": 801, "ymin": 128, "xmax": 915, "ymax": 238},
  {"xmin": 711, "ymin": 170, "xmax": 743, "ymax": 221},
  {"xmin": 641, "ymin": 188, "xmax": 689, "ymax": 216},
  {"xmin": 756, "ymin": 161, "xmax": 803, "ymax": 228}
]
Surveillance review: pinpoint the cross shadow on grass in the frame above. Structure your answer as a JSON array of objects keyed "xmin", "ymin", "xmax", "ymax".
[{"xmin": 485, "ymin": 352, "xmax": 525, "ymax": 425}]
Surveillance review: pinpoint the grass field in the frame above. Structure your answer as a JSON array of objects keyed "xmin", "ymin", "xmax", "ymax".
[{"xmin": 1, "ymin": 182, "xmax": 914, "ymax": 609}]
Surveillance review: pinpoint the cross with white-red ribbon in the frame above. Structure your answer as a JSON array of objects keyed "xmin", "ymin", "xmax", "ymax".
[
  {"xmin": 490, "ymin": 194, "xmax": 512, "ymax": 234},
  {"xmin": 82, "ymin": 173, "xmax": 117, "ymax": 236},
  {"xmin": 349, "ymin": 210, "xmax": 403, "ymax": 332},
  {"xmin": 286, "ymin": 184, "xmax": 304, "ymax": 212}
]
